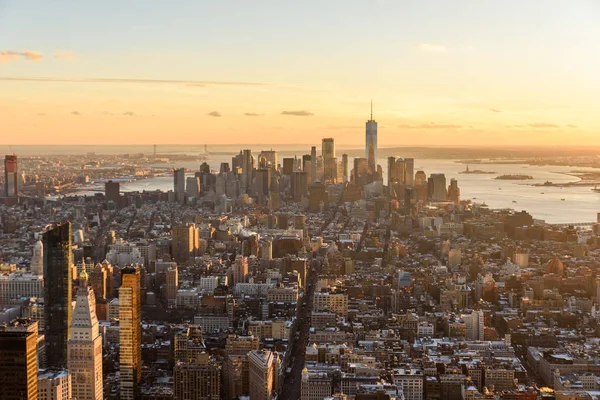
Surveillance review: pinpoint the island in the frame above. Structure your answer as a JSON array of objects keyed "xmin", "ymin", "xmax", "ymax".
[
  {"xmin": 459, "ymin": 165, "xmax": 496, "ymax": 174},
  {"xmin": 495, "ymin": 174, "xmax": 533, "ymax": 180}
]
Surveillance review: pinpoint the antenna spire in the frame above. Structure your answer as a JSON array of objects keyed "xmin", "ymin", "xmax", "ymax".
[{"xmin": 370, "ymin": 100, "xmax": 373, "ymax": 120}]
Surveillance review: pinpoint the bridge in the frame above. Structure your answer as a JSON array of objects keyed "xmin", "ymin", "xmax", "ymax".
[{"xmin": 549, "ymin": 222, "xmax": 596, "ymax": 228}]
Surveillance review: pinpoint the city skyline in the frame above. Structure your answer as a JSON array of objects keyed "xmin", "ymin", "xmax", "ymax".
[{"xmin": 1, "ymin": 1, "xmax": 599, "ymax": 146}]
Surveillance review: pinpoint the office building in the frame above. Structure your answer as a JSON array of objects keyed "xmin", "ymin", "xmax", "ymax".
[
  {"xmin": 166, "ymin": 266, "xmax": 179, "ymax": 307},
  {"xmin": 0, "ymin": 328, "xmax": 38, "ymax": 399},
  {"xmin": 255, "ymin": 168, "xmax": 271, "ymax": 197},
  {"xmin": 172, "ymin": 224, "xmax": 195, "ymax": 263},
  {"xmin": 0, "ymin": 271, "xmax": 44, "ymax": 307},
  {"xmin": 322, "ymin": 138, "xmax": 336, "ymax": 183},
  {"xmin": 233, "ymin": 256, "xmax": 249, "ymax": 285},
  {"xmin": 366, "ymin": 103, "xmax": 378, "ymax": 174},
  {"xmin": 447, "ymin": 178, "xmax": 460, "ymax": 203},
  {"xmin": 301, "ymin": 368, "xmax": 332, "ymax": 400},
  {"xmin": 248, "ymin": 350, "xmax": 276, "ymax": 400},
  {"xmin": 43, "ymin": 223, "xmax": 72, "ymax": 369},
  {"xmin": 309, "ymin": 182, "xmax": 328, "ymax": 213},
  {"xmin": 174, "ymin": 354, "xmax": 221, "ymax": 400},
  {"xmin": 291, "ymin": 171, "xmax": 309, "ymax": 201},
  {"xmin": 242, "ymin": 149, "xmax": 254, "ymax": 194},
  {"xmin": 259, "ymin": 150, "xmax": 278, "ymax": 168},
  {"xmin": 68, "ymin": 268, "xmax": 103, "ymax": 400},
  {"xmin": 341, "ymin": 154, "xmax": 349, "ymax": 183},
  {"xmin": 38, "ymin": 369, "xmax": 71, "ymax": 400},
  {"xmin": 119, "ymin": 267, "xmax": 142, "ymax": 400},
  {"xmin": 174, "ymin": 168, "xmax": 186, "ymax": 204},
  {"xmin": 414, "ymin": 170, "xmax": 427, "ymax": 186},
  {"xmin": 186, "ymin": 176, "xmax": 200, "ymax": 199},
  {"xmin": 310, "ymin": 146, "xmax": 317, "ymax": 183},
  {"xmin": 427, "ymin": 173, "xmax": 447, "ymax": 202},
  {"xmin": 404, "ymin": 158, "xmax": 415, "ymax": 185},
  {"xmin": 282, "ymin": 158, "xmax": 294, "ymax": 175},
  {"xmin": 464, "ymin": 309, "xmax": 485, "ymax": 341},
  {"xmin": 31, "ymin": 239, "xmax": 43, "ymax": 276},
  {"xmin": 353, "ymin": 157, "xmax": 370, "ymax": 186},
  {"xmin": 4, "ymin": 154, "xmax": 18, "ymax": 198},
  {"xmin": 105, "ymin": 180, "xmax": 120, "ymax": 206}
]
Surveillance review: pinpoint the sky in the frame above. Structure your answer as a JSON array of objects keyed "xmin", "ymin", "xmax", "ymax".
[{"xmin": 1, "ymin": 0, "xmax": 599, "ymax": 146}]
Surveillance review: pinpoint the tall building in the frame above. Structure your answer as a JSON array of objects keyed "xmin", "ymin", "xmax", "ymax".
[
  {"xmin": 233, "ymin": 256, "xmax": 248, "ymax": 285},
  {"xmin": 309, "ymin": 182, "xmax": 328, "ymax": 213},
  {"xmin": 186, "ymin": 176, "xmax": 201, "ymax": 199},
  {"xmin": 166, "ymin": 266, "xmax": 179, "ymax": 307},
  {"xmin": 447, "ymin": 178, "xmax": 460, "ymax": 203},
  {"xmin": 291, "ymin": 171, "xmax": 309, "ymax": 201},
  {"xmin": 31, "ymin": 239, "xmax": 44, "ymax": 276},
  {"xmin": 365, "ymin": 103, "xmax": 378, "ymax": 174},
  {"xmin": 322, "ymin": 138, "xmax": 336, "ymax": 183},
  {"xmin": 104, "ymin": 180, "xmax": 120, "ymax": 206},
  {"xmin": 255, "ymin": 168, "xmax": 271, "ymax": 197},
  {"xmin": 174, "ymin": 168, "xmax": 186, "ymax": 204},
  {"xmin": 353, "ymin": 157, "xmax": 369, "ymax": 186},
  {"xmin": 43, "ymin": 223, "xmax": 72, "ymax": 369},
  {"xmin": 310, "ymin": 146, "xmax": 317, "ymax": 183},
  {"xmin": 4, "ymin": 154, "xmax": 18, "ymax": 198},
  {"xmin": 68, "ymin": 268, "xmax": 103, "ymax": 400},
  {"xmin": 259, "ymin": 150, "xmax": 278, "ymax": 169},
  {"xmin": 464, "ymin": 309, "xmax": 485, "ymax": 341},
  {"xmin": 119, "ymin": 267, "xmax": 142, "ymax": 400},
  {"xmin": 404, "ymin": 158, "xmax": 415, "ymax": 185},
  {"xmin": 301, "ymin": 368, "xmax": 332, "ymax": 400},
  {"xmin": 248, "ymin": 350, "xmax": 276, "ymax": 400},
  {"xmin": 172, "ymin": 224, "xmax": 195, "ymax": 263},
  {"xmin": 341, "ymin": 154, "xmax": 349, "ymax": 183},
  {"xmin": 0, "ymin": 327, "xmax": 38, "ymax": 399},
  {"xmin": 242, "ymin": 149, "xmax": 254, "ymax": 194},
  {"xmin": 427, "ymin": 173, "xmax": 447, "ymax": 202},
  {"xmin": 282, "ymin": 158, "xmax": 294, "ymax": 175},
  {"xmin": 174, "ymin": 354, "xmax": 221, "ymax": 400},
  {"xmin": 38, "ymin": 369, "xmax": 71, "ymax": 400}
]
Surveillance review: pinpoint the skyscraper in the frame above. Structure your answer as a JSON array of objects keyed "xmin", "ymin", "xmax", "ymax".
[
  {"xmin": 104, "ymin": 180, "xmax": 120, "ymax": 206},
  {"xmin": 43, "ymin": 222, "xmax": 73, "ymax": 369},
  {"xmin": 322, "ymin": 138, "xmax": 336, "ymax": 183},
  {"xmin": 404, "ymin": 158, "xmax": 415, "ymax": 186},
  {"xmin": 172, "ymin": 224, "xmax": 195, "ymax": 263},
  {"xmin": 68, "ymin": 267, "xmax": 103, "ymax": 400},
  {"xmin": 174, "ymin": 354, "xmax": 221, "ymax": 400},
  {"xmin": 427, "ymin": 174, "xmax": 447, "ymax": 202},
  {"xmin": 248, "ymin": 350, "xmax": 276, "ymax": 400},
  {"xmin": 341, "ymin": 154, "xmax": 349, "ymax": 183},
  {"xmin": 310, "ymin": 146, "xmax": 317, "ymax": 183},
  {"xmin": 0, "ymin": 323, "xmax": 38, "ymax": 400},
  {"xmin": 119, "ymin": 267, "xmax": 142, "ymax": 400},
  {"xmin": 366, "ymin": 103, "xmax": 378, "ymax": 174},
  {"xmin": 291, "ymin": 171, "xmax": 309, "ymax": 201},
  {"xmin": 174, "ymin": 168, "xmax": 186, "ymax": 204},
  {"xmin": 31, "ymin": 239, "xmax": 43, "ymax": 276},
  {"xmin": 242, "ymin": 149, "xmax": 254, "ymax": 194},
  {"xmin": 3, "ymin": 154, "xmax": 18, "ymax": 198},
  {"xmin": 447, "ymin": 178, "xmax": 460, "ymax": 203}
]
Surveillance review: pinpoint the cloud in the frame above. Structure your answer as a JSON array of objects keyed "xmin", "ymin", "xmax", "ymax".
[
  {"xmin": 37, "ymin": 113, "xmax": 46, "ymax": 116},
  {"xmin": 490, "ymin": 108, "xmax": 502, "ymax": 113},
  {"xmin": 185, "ymin": 83, "xmax": 206, "ymax": 87},
  {"xmin": 566, "ymin": 124, "xmax": 578, "ymax": 128},
  {"xmin": 71, "ymin": 111, "xmax": 81, "ymax": 116},
  {"xmin": 506, "ymin": 125, "xmax": 523, "ymax": 128},
  {"xmin": 0, "ymin": 50, "xmax": 43, "ymax": 63},
  {"xmin": 0, "ymin": 76, "xmax": 266, "ymax": 86},
  {"xmin": 54, "ymin": 50, "xmax": 77, "ymax": 60},
  {"xmin": 207, "ymin": 111, "xmax": 222, "ymax": 117},
  {"xmin": 398, "ymin": 123, "xmax": 462, "ymax": 129},
  {"xmin": 281, "ymin": 110, "xmax": 314, "ymax": 116},
  {"xmin": 417, "ymin": 43, "xmax": 447, "ymax": 53},
  {"xmin": 325, "ymin": 125, "xmax": 360, "ymax": 130},
  {"xmin": 244, "ymin": 112, "xmax": 262, "ymax": 117},
  {"xmin": 122, "ymin": 111, "xmax": 135, "ymax": 117},
  {"xmin": 528, "ymin": 123, "xmax": 559, "ymax": 128}
]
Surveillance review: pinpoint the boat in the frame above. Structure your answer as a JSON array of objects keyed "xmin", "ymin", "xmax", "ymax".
[
  {"xmin": 498, "ymin": 188, "xmax": 502, "ymax": 190},
  {"xmin": 540, "ymin": 192, "xmax": 544, "ymax": 194},
  {"xmin": 512, "ymin": 201, "xmax": 517, "ymax": 203},
  {"xmin": 561, "ymin": 198, "xmax": 565, "ymax": 201},
  {"xmin": 472, "ymin": 197, "xmax": 477, "ymax": 200}
]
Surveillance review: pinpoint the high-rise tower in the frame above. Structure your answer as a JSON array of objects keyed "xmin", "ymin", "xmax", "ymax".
[
  {"xmin": 321, "ymin": 138, "xmax": 336, "ymax": 183},
  {"xmin": 0, "ymin": 320, "xmax": 39, "ymax": 400},
  {"xmin": 31, "ymin": 240, "xmax": 43, "ymax": 276},
  {"xmin": 119, "ymin": 267, "xmax": 142, "ymax": 400},
  {"xmin": 4, "ymin": 154, "xmax": 18, "ymax": 198},
  {"xmin": 43, "ymin": 222, "xmax": 72, "ymax": 369},
  {"xmin": 310, "ymin": 146, "xmax": 317, "ymax": 183},
  {"xmin": 365, "ymin": 102, "xmax": 378, "ymax": 174},
  {"xmin": 68, "ymin": 266, "xmax": 103, "ymax": 400},
  {"xmin": 174, "ymin": 168, "xmax": 186, "ymax": 205}
]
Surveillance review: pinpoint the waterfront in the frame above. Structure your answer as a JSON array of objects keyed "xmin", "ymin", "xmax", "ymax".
[{"xmin": 101, "ymin": 156, "xmax": 599, "ymax": 225}]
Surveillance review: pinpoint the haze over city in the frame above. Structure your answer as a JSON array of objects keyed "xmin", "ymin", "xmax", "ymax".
[{"xmin": 2, "ymin": 1, "xmax": 600, "ymax": 145}]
